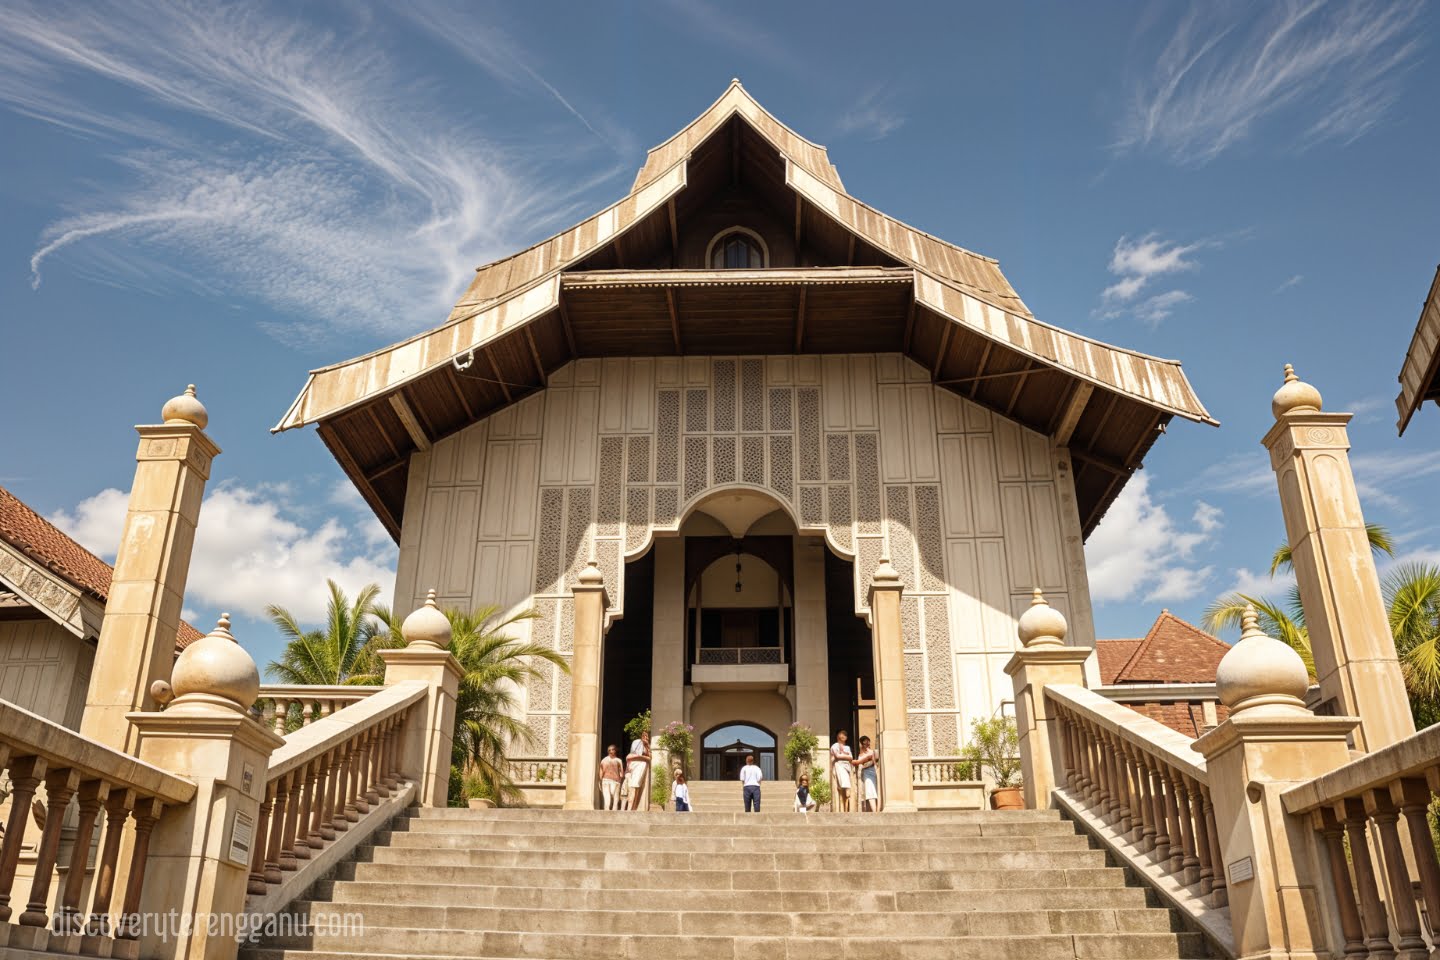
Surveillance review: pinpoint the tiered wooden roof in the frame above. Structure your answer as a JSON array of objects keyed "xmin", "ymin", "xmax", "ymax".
[
  {"xmin": 1396, "ymin": 264, "xmax": 1440, "ymax": 435},
  {"xmin": 276, "ymin": 81, "xmax": 1216, "ymax": 539}
]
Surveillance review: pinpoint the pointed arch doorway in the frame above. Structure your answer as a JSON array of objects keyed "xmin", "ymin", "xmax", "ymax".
[{"xmin": 700, "ymin": 722, "xmax": 777, "ymax": 781}]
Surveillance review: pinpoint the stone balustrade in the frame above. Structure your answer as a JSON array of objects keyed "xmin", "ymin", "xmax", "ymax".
[
  {"xmin": 1281, "ymin": 721, "xmax": 1440, "ymax": 958},
  {"xmin": 910, "ymin": 756, "xmax": 974, "ymax": 784},
  {"xmin": 1046, "ymin": 684, "xmax": 1227, "ymax": 910},
  {"xmin": 245, "ymin": 682, "xmax": 426, "ymax": 905},
  {"xmin": 507, "ymin": 757, "xmax": 568, "ymax": 783},
  {"xmin": 695, "ymin": 647, "xmax": 784, "ymax": 665},
  {"xmin": 253, "ymin": 685, "xmax": 380, "ymax": 736},
  {"xmin": 0, "ymin": 698, "xmax": 196, "ymax": 957}
]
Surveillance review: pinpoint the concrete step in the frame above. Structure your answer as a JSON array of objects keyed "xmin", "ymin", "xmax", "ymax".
[
  {"xmin": 310, "ymin": 879, "xmax": 1155, "ymax": 913},
  {"xmin": 391, "ymin": 815, "xmax": 1070, "ymax": 837},
  {"xmin": 242, "ymin": 929, "xmax": 1208, "ymax": 959},
  {"xmin": 280, "ymin": 899, "xmax": 1180, "ymax": 937},
  {"xmin": 340, "ymin": 860, "xmax": 1132, "ymax": 891},
  {"xmin": 409, "ymin": 807, "xmax": 1058, "ymax": 824},
  {"xmin": 360, "ymin": 845, "xmax": 1109, "ymax": 871},
  {"xmin": 376, "ymin": 828, "xmax": 1093, "ymax": 853}
]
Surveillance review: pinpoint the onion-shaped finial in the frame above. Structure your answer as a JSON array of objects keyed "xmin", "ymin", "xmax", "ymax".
[
  {"xmin": 168, "ymin": 613, "xmax": 260, "ymax": 714},
  {"xmin": 1215, "ymin": 604, "xmax": 1310, "ymax": 717},
  {"xmin": 401, "ymin": 589, "xmax": 452, "ymax": 649},
  {"xmin": 1017, "ymin": 587, "xmax": 1068, "ymax": 648},
  {"xmin": 1271, "ymin": 364, "xmax": 1323, "ymax": 419},
  {"xmin": 161, "ymin": 383, "xmax": 209, "ymax": 429}
]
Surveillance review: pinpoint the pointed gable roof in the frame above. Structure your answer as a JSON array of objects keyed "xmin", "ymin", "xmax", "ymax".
[
  {"xmin": 1098, "ymin": 610, "xmax": 1231, "ymax": 685},
  {"xmin": 275, "ymin": 81, "xmax": 1215, "ymax": 539}
]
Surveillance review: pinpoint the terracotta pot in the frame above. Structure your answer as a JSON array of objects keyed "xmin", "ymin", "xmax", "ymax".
[
  {"xmin": 467, "ymin": 798, "xmax": 496, "ymax": 810},
  {"xmin": 989, "ymin": 786, "xmax": 1024, "ymax": 810}
]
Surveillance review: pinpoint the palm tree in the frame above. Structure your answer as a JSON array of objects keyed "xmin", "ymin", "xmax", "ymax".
[
  {"xmin": 1266, "ymin": 522, "xmax": 1394, "ymax": 577},
  {"xmin": 374, "ymin": 602, "xmax": 568, "ymax": 804},
  {"xmin": 266, "ymin": 581, "xmax": 389, "ymax": 685},
  {"xmin": 1384, "ymin": 563, "xmax": 1440, "ymax": 725}
]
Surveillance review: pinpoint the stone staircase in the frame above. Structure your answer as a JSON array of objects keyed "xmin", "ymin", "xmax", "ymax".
[
  {"xmin": 241, "ymin": 807, "xmax": 1212, "ymax": 960},
  {"xmin": 682, "ymin": 778, "xmax": 794, "ymax": 810}
]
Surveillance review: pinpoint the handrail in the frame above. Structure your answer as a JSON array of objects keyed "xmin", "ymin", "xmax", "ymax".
[
  {"xmin": 255, "ymin": 684, "xmax": 380, "ymax": 736},
  {"xmin": 695, "ymin": 647, "xmax": 784, "ymax": 665},
  {"xmin": 0, "ymin": 699, "xmax": 196, "ymax": 805},
  {"xmin": 1280, "ymin": 720, "xmax": 1440, "ymax": 814},
  {"xmin": 265, "ymin": 682, "xmax": 425, "ymax": 782},
  {"xmin": 1045, "ymin": 685, "xmax": 1226, "ymax": 910},
  {"xmin": 911, "ymin": 756, "xmax": 979, "ymax": 783}
]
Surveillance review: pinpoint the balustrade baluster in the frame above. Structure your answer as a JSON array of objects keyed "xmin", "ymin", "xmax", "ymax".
[
  {"xmin": 1125, "ymin": 747, "xmax": 1144, "ymax": 836},
  {"xmin": 1134, "ymin": 750, "xmax": 1156, "ymax": 851},
  {"xmin": 1185, "ymin": 775, "xmax": 1213, "ymax": 896},
  {"xmin": 1148, "ymin": 762, "xmax": 1171, "ymax": 865},
  {"xmin": 350, "ymin": 730, "xmax": 371, "ymax": 816},
  {"xmin": 118, "ymin": 799, "xmax": 163, "ymax": 940},
  {"xmin": 382, "ymin": 717, "xmax": 400, "ymax": 790},
  {"xmin": 1201, "ymin": 788, "xmax": 1226, "ymax": 908},
  {"xmin": 279, "ymin": 768, "xmax": 305, "ymax": 871},
  {"xmin": 264, "ymin": 772, "xmax": 290, "ymax": 883},
  {"xmin": 309, "ymin": 751, "xmax": 335, "ymax": 846},
  {"xmin": 1079, "ymin": 721, "xmax": 1097, "ymax": 801},
  {"xmin": 18, "ymin": 767, "xmax": 82, "ymax": 927},
  {"xmin": 0, "ymin": 755, "xmax": 47, "ymax": 922},
  {"xmin": 300, "ymin": 700, "xmax": 314, "ymax": 726},
  {"xmin": 365, "ymin": 728, "xmax": 382, "ymax": 805},
  {"xmin": 292, "ymin": 761, "xmax": 317, "ymax": 861},
  {"xmin": 1341, "ymin": 798, "xmax": 1395, "ymax": 958},
  {"xmin": 332, "ymin": 745, "xmax": 353, "ymax": 832},
  {"xmin": 247, "ymin": 782, "xmax": 276, "ymax": 896},
  {"xmin": 1316, "ymin": 810, "xmax": 1366, "ymax": 958},
  {"xmin": 1100, "ymin": 732, "xmax": 1120, "ymax": 821},
  {"xmin": 1161, "ymin": 770, "xmax": 1186, "ymax": 875},
  {"xmin": 58, "ymin": 779, "xmax": 108, "ymax": 933},
  {"xmin": 1090, "ymin": 724, "xmax": 1110, "ymax": 812},
  {"xmin": 1396, "ymin": 777, "xmax": 1440, "ymax": 946},
  {"xmin": 272, "ymin": 698, "xmax": 291, "ymax": 736},
  {"xmin": 1057, "ymin": 713, "xmax": 1076, "ymax": 789},
  {"xmin": 1365, "ymin": 789, "xmax": 1427, "ymax": 958},
  {"xmin": 87, "ymin": 789, "xmax": 133, "ymax": 934},
  {"xmin": 1170, "ymin": 773, "xmax": 1200, "ymax": 886}
]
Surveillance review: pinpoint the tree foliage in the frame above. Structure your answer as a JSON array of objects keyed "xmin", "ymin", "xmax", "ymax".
[{"xmin": 265, "ymin": 581, "xmax": 390, "ymax": 685}]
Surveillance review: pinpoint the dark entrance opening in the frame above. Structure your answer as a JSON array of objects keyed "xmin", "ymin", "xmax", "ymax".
[
  {"xmin": 600, "ymin": 548, "xmax": 653, "ymax": 755},
  {"xmin": 825, "ymin": 547, "xmax": 875, "ymax": 740},
  {"xmin": 701, "ymin": 722, "xmax": 777, "ymax": 781}
]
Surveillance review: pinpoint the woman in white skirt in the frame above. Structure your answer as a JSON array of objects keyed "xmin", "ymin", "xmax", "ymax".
[
  {"xmin": 829, "ymin": 729, "xmax": 854, "ymax": 812},
  {"xmin": 853, "ymin": 735, "xmax": 879, "ymax": 812}
]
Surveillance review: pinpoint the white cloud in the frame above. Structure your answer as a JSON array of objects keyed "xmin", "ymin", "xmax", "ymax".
[
  {"xmin": 0, "ymin": 0, "xmax": 622, "ymax": 340},
  {"xmin": 1085, "ymin": 475, "xmax": 1220, "ymax": 604},
  {"xmin": 838, "ymin": 86, "xmax": 906, "ymax": 142},
  {"xmin": 1275, "ymin": 274, "xmax": 1304, "ymax": 293},
  {"xmin": 1118, "ymin": 0, "xmax": 1424, "ymax": 164},
  {"xmin": 1133, "ymin": 290, "xmax": 1194, "ymax": 327},
  {"xmin": 53, "ymin": 482, "xmax": 396, "ymax": 623},
  {"xmin": 1097, "ymin": 233, "xmax": 1209, "ymax": 326},
  {"xmin": 1225, "ymin": 566, "xmax": 1294, "ymax": 599}
]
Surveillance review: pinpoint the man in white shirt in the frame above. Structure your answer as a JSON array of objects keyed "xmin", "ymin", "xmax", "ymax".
[
  {"xmin": 625, "ymin": 731, "xmax": 651, "ymax": 811},
  {"xmin": 740, "ymin": 754, "xmax": 764, "ymax": 813}
]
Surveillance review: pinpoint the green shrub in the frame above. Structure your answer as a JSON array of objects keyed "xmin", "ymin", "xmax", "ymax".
[
  {"xmin": 657, "ymin": 721, "xmax": 695, "ymax": 775},
  {"xmin": 805, "ymin": 764, "xmax": 831, "ymax": 806},
  {"xmin": 963, "ymin": 716, "xmax": 1022, "ymax": 788},
  {"xmin": 784, "ymin": 722, "xmax": 819, "ymax": 775},
  {"xmin": 624, "ymin": 709, "xmax": 652, "ymax": 742},
  {"xmin": 651, "ymin": 770, "xmax": 670, "ymax": 809},
  {"xmin": 951, "ymin": 758, "xmax": 979, "ymax": 780}
]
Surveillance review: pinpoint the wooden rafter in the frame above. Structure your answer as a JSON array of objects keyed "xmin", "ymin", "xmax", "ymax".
[
  {"xmin": 793, "ymin": 194, "xmax": 803, "ymax": 250},
  {"xmin": 444, "ymin": 366, "xmax": 475, "ymax": 421},
  {"xmin": 666, "ymin": 288, "xmax": 683, "ymax": 353},
  {"xmin": 902, "ymin": 300, "xmax": 917, "ymax": 354},
  {"xmin": 793, "ymin": 287, "xmax": 807, "ymax": 353},
  {"xmin": 366, "ymin": 406, "xmax": 400, "ymax": 460},
  {"xmin": 524, "ymin": 327, "xmax": 547, "ymax": 387},
  {"xmin": 937, "ymin": 365, "xmax": 1037, "ymax": 388},
  {"xmin": 558, "ymin": 298, "xmax": 578, "ymax": 356},
  {"xmin": 1088, "ymin": 393, "xmax": 1121, "ymax": 452},
  {"xmin": 968, "ymin": 342, "xmax": 993, "ymax": 398},
  {"xmin": 931, "ymin": 324, "xmax": 953, "ymax": 381},
  {"xmin": 485, "ymin": 347, "xmax": 512, "ymax": 403},
  {"xmin": 668, "ymin": 199, "xmax": 679, "ymax": 265},
  {"xmin": 846, "ymin": 234, "xmax": 855, "ymax": 266},
  {"xmin": 1069, "ymin": 446, "xmax": 1132, "ymax": 477},
  {"xmin": 366, "ymin": 458, "xmax": 409, "ymax": 482},
  {"xmin": 1004, "ymin": 362, "xmax": 1035, "ymax": 417},
  {"xmin": 1051, "ymin": 381, "xmax": 1094, "ymax": 446},
  {"xmin": 318, "ymin": 423, "xmax": 399, "ymax": 539},
  {"xmin": 388, "ymin": 391, "xmax": 431, "ymax": 451}
]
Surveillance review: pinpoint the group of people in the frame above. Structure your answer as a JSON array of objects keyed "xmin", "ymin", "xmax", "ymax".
[{"xmin": 596, "ymin": 726, "xmax": 880, "ymax": 814}]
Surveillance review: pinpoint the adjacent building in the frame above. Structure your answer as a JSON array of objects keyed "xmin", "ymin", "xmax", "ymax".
[{"xmin": 1096, "ymin": 610, "xmax": 1230, "ymax": 738}]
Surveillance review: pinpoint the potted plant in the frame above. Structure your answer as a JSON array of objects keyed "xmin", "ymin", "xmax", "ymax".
[
  {"xmin": 784, "ymin": 722, "xmax": 819, "ymax": 781},
  {"xmin": 804, "ymin": 763, "xmax": 831, "ymax": 809},
  {"xmin": 657, "ymin": 720, "xmax": 695, "ymax": 777},
  {"xmin": 963, "ymin": 717, "xmax": 1023, "ymax": 810}
]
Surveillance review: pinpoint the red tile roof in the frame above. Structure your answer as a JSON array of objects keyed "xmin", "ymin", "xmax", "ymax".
[
  {"xmin": 0, "ymin": 484, "xmax": 203, "ymax": 649},
  {"xmin": 1097, "ymin": 610, "xmax": 1231, "ymax": 685}
]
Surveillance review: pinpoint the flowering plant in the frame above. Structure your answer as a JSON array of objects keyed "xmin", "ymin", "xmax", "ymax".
[
  {"xmin": 656, "ymin": 720, "xmax": 695, "ymax": 774},
  {"xmin": 784, "ymin": 722, "xmax": 819, "ymax": 774}
]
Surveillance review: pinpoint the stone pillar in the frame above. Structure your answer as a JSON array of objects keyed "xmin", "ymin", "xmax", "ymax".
[
  {"xmin": 128, "ymin": 615, "xmax": 284, "ymax": 960},
  {"xmin": 379, "ymin": 590, "xmax": 463, "ymax": 808},
  {"xmin": 1005, "ymin": 589, "xmax": 1092, "ymax": 809},
  {"xmin": 868, "ymin": 557, "xmax": 915, "ymax": 812},
  {"xmin": 82, "ymin": 386, "xmax": 220, "ymax": 755},
  {"xmin": 1194, "ymin": 606, "xmax": 1359, "ymax": 960},
  {"xmin": 792, "ymin": 535, "xmax": 829, "ymax": 768},
  {"xmin": 565, "ymin": 560, "xmax": 609, "ymax": 810},
  {"xmin": 1262, "ymin": 365, "xmax": 1414, "ymax": 752},
  {"xmin": 650, "ymin": 538, "xmax": 685, "ymax": 735}
]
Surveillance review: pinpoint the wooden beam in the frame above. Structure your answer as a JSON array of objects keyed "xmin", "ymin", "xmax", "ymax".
[
  {"xmin": 388, "ymin": 391, "xmax": 431, "ymax": 451},
  {"xmin": 366, "ymin": 458, "xmax": 409, "ymax": 482},
  {"xmin": 318, "ymin": 422, "xmax": 399, "ymax": 540},
  {"xmin": 931, "ymin": 323, "xmax": 953, "ymax": 381},
  {"xmin": 1069, "ymin": 446, "xmax": 1132, "ymax": 477},
  {"xmin": 1004, "ymin": 363, "xmax": 1035, "ymax": 417},
  {"xmin": 367, "ymin": 406, "xmax": 400, "ymax": 460},
  {"xmin": 485, "ymin": 347, "xmax": 512, "ymax": 403},
  {"xmin": 938, "ymin": 366, "xmax": 1039, "ymax": 388},
  {"xmin": 666, "ymin": 288, "xmax": 683, "ymax": 354},
  {"xmin": 611, "ymin": 237, "xmax": 625, "ymax": 269},
  {"xmin": 524, "ymin": 326, "xmax": 547, "ymax": 387},
  {"xmin": 668, "ymin": 199, "xmax": 679, "ymax": 266},
  {"xmin": 902, "ymin": 300, "xmax": 917, "ymax": 354},
  {"xmin": 442, "ymin": 366, "xmax": 475, "ymax": 422},
  {"xmin": 847, "ymin": 234, "xmax": 855, "ymax": 266},
  {"xmin": 731, "ymin": 119, "xmax": 740, "ymax": 185},
  {"xmin": 968, "ymin": 342, "xmax": 993, "ymax": 398},
  {"xmin": 793, "ymin": 287, "xmax": 807, "ymax": 353},
  {"xmin": 793, "ymin": 194, "xmax": 803, "ymax": 251},
  {"xmin": 1051, "ymin": 381, "xmax": 1094, "ymax": 446},
  {"xmin": 557, "ymin": 298, "xmax": 578, "ymax": 356},
  {"xmin": 1088, "ymin": 393, "xmax": 1121, "ymax": 451}
]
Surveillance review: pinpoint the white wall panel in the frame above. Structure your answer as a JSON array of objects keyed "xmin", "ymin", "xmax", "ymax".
[
  {"xmin": 999, "ymin": 483, "xmax": 1035, "ymax": 591},
  {"xmin": 905, "ymin": 384, "xmax": 939, "ymax": 481},
  {"xmin": 878, "ymin": 383, "xmax": 909, "ymax": 482},
  {"xmin": 965, "ymin": 435, "xmax": 1002, "ymax": 537},
  {"xmin": 938, "ymin": 436, "xmax": 974, "ymax": 537},
  {"xmin": 568, "ymin": 388, "xmax": 598, "ymax": 483},
  {"xmin": 849, "ymin": 355, "xmax": 878, "ymax": 429},
  {"xmin": 539, "ymin": 391, "xmax": 571, "ymax": 484},
  {"xmin": 478, "ymin": 443, "xmax": 515, "ymax": 539},
  {"xmin": 509, "ymin": 440, "xmax": 540, "ymax": 539}
]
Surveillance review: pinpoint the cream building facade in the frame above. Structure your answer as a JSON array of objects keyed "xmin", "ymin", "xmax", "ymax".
[{"xmin": 276, "ymin": 82, "xmax": 1216, "ymax": 793}]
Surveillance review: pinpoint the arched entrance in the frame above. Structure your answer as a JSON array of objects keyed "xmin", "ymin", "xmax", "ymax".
[{"xmin": 701, "ymin": 722, "xmax": 777, "ymax": 781}]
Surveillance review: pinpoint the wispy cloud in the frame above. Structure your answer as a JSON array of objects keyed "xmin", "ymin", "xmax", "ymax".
[
  {"xmin": 1275, "ymin": 274, "xmax": 1304, "ymax": 293},
  {"xmin": 0, "ymin": 0, "xmax": 625, "ymax": 341},
  {"xmin": 1086, "ymin": 474, "xmax": 1222, "ymax": 604},
  {"xmin": 1118, "ymin": 0, "xmax": 1424, "ymax": 165},
  {"xmin": 838, "ymin": 85, "xmax": 905, "ymax": 141},
  {"xmin": 1096, "ymin": 232, "xmax": 1210, "ymax": 327},
  {"xmin": 1191, "ymin": 447, "xmax": 1440, "ymax": 512}
]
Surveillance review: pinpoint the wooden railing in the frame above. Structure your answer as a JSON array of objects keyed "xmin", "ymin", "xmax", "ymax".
[
  {"xmin": 253, "ymin": 685, "xmax": 380, "ymax": 736},
  {"xmin": 1046, "ymin": 684, "xmax": 1227, "ymax": 909},
  {"xmin": 0, "ymin": 698, "xmax": 196, "ymax": 950},
  {"xmin": 246, "ymin": 682, "xmax": 425, "ymax": 904},
  {"xmin": 1281, "ymin": 721, "xmax": 1440, "ymax": 958},
  {"xmin": 507, "ymin": 757, "xmax": 567, "ymax": 783}
]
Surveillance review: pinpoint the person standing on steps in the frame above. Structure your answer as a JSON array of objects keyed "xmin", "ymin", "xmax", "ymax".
[
  {"xmin": 673, "ymin": 772, "xmax": 692, "ymax": 812},
  {"xmin": 853, "ymin": 735, "xmax": 879, "ymax": 813},
  {"xmin": 830, "ymin": 729, "xmax": 854, "ymax": 812},
  {"xmin": 740, "ymin": 753, "xmax": 764, "ymax": 813},
  {"xmin": 598, "ymin": 744, "xmax": 623, "ymax": 811},
  {"xmin": 794, "ymin": 773, "xmax": 817, "ymax": 815},
  {"xmin": 625, "ymin": 730, "xmax": 651, "ymax": 811}
]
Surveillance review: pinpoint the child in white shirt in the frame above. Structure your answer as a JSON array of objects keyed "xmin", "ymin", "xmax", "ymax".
[{"xmin": 673, "ymin": 772, "xmax": 692, "ymax": 812}]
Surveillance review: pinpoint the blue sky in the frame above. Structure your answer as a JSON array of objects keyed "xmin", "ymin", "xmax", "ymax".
[{"xmin": 2, "ymin": 0, "xmax": 1438, "ymax": 673}]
